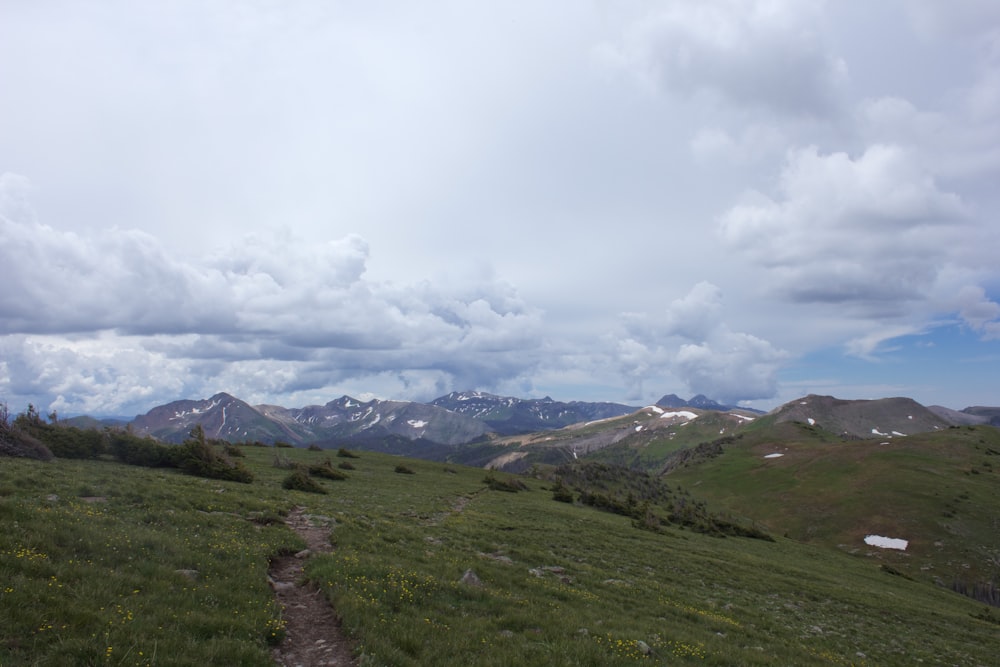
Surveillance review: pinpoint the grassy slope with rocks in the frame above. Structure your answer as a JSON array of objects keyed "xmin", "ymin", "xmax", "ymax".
[{"xmin": 1, "ymin": 435, "xmax": 999, "ymax": 665}]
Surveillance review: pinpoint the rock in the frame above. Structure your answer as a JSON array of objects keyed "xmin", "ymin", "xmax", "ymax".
[
  {"xmin": 459, "ymin": 569, "xmax": 483, "ymax": 587},
  {"xmin": 294, "ymin": 549, "xmax": 312, "ymax": 559},
  {"xmin": 636, "ymin": 640, "xmax": 652, "ymax": 655},
  {"xmin": 175, "ymin": 569, "xmax": 199, "ymax": 581}
]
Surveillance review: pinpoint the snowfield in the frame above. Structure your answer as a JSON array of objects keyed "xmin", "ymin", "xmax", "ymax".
[
  {"xmin": 660, "ymin": 411, "xmax": 697, "ymax": 421},
  {"xmin": 865, "ymin": 535, "xmax": 908, "ymax": 550}
]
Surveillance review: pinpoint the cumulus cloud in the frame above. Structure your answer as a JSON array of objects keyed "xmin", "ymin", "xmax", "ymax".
[
  {"xmin": 619, "ymin": 283, "xmax": 787, "ymax": 404},
  {"xmin": 608, "ymin": 0, "xmax": 848, "ymax": 116},
  {"xmin": 0, "ymin": 177, "xmax": 544, "ymax": 413},
  {"xmin": 718, "ymin": 144, "xmax": 972, "ymax": 311},
  {"xmin": 956, "ymin": 286, "xmax": 1000, "ymax": 340}
]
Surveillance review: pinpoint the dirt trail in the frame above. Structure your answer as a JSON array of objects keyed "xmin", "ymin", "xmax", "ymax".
[{"xmin": 269, "ymin": 508, "xmax": 356, "ymax": 667}]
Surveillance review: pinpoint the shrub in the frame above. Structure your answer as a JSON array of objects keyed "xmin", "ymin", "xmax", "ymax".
[
  {"xmin": 275, "ymin": 441, "xmax": 294, "ymax": 449},
  {"xmin": 309, "ymin": 463, "xmax": 348, "ymax": 481},
  {"xmin": 338, "ymin": 461, "xmax": 356, "ymax": 471},
  {"xmin": 282, "ymin": 469, "xmax": 327, "ymax": 494},
  {"xmin": 109, "ymin": 431, "xmax": 180, "ymax": 467},
  {"xmin": 177, "ymin": 427, "xmax": 254, "ymax": 483},
  {"xmin": 0, "ymin": 404, "xmax": 53, "ymax": 461},
  {"xmin": 224, "ymin": 444, "xmax": 245, "ymax": 457},
  {"xmin": 12, "ymin": 406, "xmax": 105, "ymax": 459},
  {"xmin": 551, "ymin": 480, "xmax": 574, "ymax": 503},
  {"xmin": 394, "ymin": 465, "xmax": 415, "ymax": 475},
  {"xmin": 483, "ymin": 471, "xmax": 528, "ymax": 492},
  {"xmin": 307, "ymin": 444, "xmax": 323, "ymax": 452},
  {"xmin": 336, "ymin": 447, "xmax": 360, "ymax": 458}
]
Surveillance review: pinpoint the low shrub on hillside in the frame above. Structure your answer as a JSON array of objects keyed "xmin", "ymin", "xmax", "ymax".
[
  {"xmin": 178, "ymin": 428, "xmax": 254, "ymax": 484},
  {"xmin": 12, "ymin": 405, "xmax": 105, "ymax": 459},
  {"xmin": 282, "ymin": 468, "xmax": 328, "ymax": 493},
  {"xmin": 0, "ymin": 404, "xmax": 53, "ymax": 461},
  {"xmin": 336, "ymin": 447, "xmax": 360, "ymax": 458},
  {"xmin": 309, "ymin": 461, "xmax": 348, "ymax": 481},
  {"xmin": 109, "ymin": 431, "xmax": 180, "ymax": 467},
  {"xmin": 394, "ymin": 464, "xmax": 415, "ymax": 475},
  {"xmin": 550, "ymin": 480, "xmax": 574, "ymax": 503},
  {"xmin": 483, "ymin": 471, "xmax": 528, "ymax": 492},
  {"xmin": 557, "ymin": 461, "xmax": 773, "ymax": 540}
]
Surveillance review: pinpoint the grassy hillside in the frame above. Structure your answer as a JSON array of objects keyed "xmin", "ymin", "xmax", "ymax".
[
  {"xmin": 666, "ymin": 422, "xmax": 1000, "ymax": 592},
  {"xmin": 2, "ymin": 444, "xmax": 999, "ymax": 665},
  {"xmin": 475, "ymin": 408, "xmax": 756, "ymax": 473}
]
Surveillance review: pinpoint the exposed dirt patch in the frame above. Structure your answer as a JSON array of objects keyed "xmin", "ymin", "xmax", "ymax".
[{"xmin": 270, "ymin": 507, "xmax": 356, "ymax": 667}]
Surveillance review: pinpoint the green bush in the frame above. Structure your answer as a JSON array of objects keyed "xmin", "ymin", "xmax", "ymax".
[
  {"xmin": 551, "ymin": 480, "xmax": 574, "ymax": 503},
  {"xmin": 176, "ymin": 426, "xmax": 254, "ymax": 483},
  {"xmin": 12, "ymin": 407, "xmax": 105, "ymax": 459},
  {"xmin": 483, "ymin": 471, "xmax": 528, "ymax": 492},
  {"xmin": 109, "ymin": 431, "xmax": 180, "ymax": 467},
  {"xmin": 394, "ymin": 464, "xmax": 415, "ymax": 475},
  {"xmin": 309, "ymin": 463, "xmax": 348, "ymax": 481},
  {"xmin": 282, "ymin": 468, "xmax": 327, "ymax": 494},
  {"xmin": 336, "ymin": 447, "xmax": 360, "ymax": 458},
  {"xmin": 0, "ymin": 404, "xmax": 53, "ymax": 461}
]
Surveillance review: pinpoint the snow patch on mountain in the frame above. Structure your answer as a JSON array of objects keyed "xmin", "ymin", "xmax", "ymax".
[
  {"xmin": 865, "ymin": 535, "xmax": 908, "ymax": 550},
  {"xmin": 660, "ymin": 411, "xmax": 698, "ymax": 421}
]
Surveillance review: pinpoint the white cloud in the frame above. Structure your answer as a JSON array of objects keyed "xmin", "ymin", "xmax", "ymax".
[
  {"xmin": 956, "ymin": 286, "xmax": 1000, "ymax": 340},
  {"xmin": 718, "ymin": 144, "xmax": 971, "ymax": 310},
  {"xmin": 0, "ymin": 178, "xmax": 545, "ymax": 413},
  {"xmin": 619, "ymin": 283, "xmax": 787, "ymax": 404},
  {"xmin": 608, "ymin": 0, "xmax": 848, "ymax": 116}
]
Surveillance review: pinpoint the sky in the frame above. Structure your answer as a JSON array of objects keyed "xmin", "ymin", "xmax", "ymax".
[{"xmin": 2, "ymin": 0, "xmax": 1000, "ymax": 417}]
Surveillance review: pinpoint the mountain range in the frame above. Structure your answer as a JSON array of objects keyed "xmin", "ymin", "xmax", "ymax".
[{"xmin": 125, "ymin": 390, "xmax": 997, "ymax": 460}]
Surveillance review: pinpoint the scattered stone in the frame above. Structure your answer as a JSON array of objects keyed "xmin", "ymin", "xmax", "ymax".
[
  {"xmin": 479, "ymin": 551, "xmax": 513, "ymax": 564},
  {"xmin": 636, "ymin": 640, "xmax": 652, "ymax": 655},
  {"xmin": 603, "ymin": 578, "xmax": 630, "ymax": 586},
  {"xmin": 460, "ymin": 569, "xmax": 483, "ymax": 587},
  {"xmin": 294, "ymin": 549, "xmax": 312, "ymax": 559},
  {"xmin": 175, "ymin": 569, "xmax": 199, "ymax": 581},
  {"xmin": 45, "ymin": 494, "xmax": 59, "ymax": 502}
]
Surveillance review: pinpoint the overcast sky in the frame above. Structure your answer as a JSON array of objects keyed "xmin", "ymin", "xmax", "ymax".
[{"xmin": 2, "ymin": 0, "xmax": 999, "ymax": 417}]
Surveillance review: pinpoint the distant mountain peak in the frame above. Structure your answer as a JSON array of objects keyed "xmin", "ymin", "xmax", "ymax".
[{"xmin": 655, "ymin": 394, "xmax": 751, "ymax": 412}]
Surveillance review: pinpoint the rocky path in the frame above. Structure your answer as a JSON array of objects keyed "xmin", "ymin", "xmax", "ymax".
[{"xmin": 269, "ymin": 508, "xmax": 356, "ymax": 667}]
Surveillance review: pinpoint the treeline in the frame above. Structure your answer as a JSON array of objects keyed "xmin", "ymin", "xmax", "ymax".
[
  {"xmin": 0, "ymin": 404, "xmax": 253, "ymax": 483},
  {"xmin": 550, "ymin": 461, "xmax": 772, "ymax": 541}
]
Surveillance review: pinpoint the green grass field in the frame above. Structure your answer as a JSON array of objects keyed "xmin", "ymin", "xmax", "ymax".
[
  {"xmin": 2, "ymin": 443, "xmax": 999, "ymax": 665},
  {"xmin": 667, "ymin": 424, "xmax": 1000, "ymax": 586}
]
